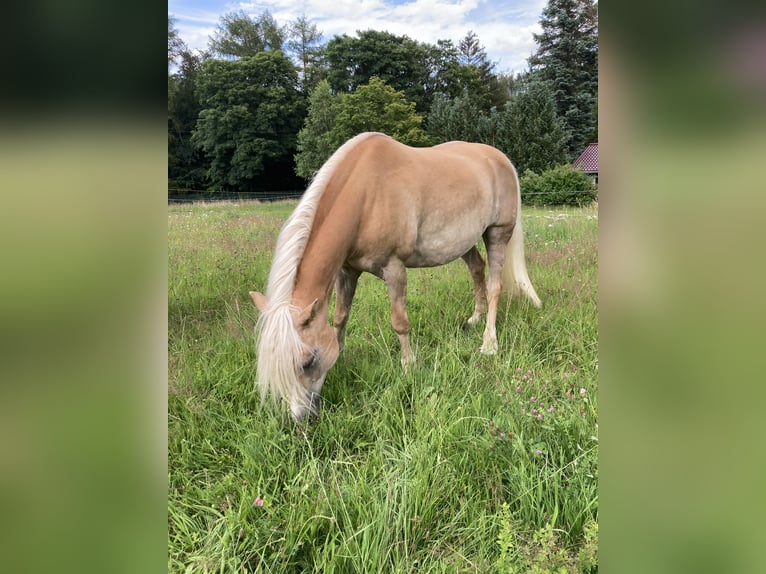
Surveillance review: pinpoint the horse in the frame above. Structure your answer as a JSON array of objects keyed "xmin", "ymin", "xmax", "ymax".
[{"xmin": 250, "ymin": 132, "xmax": 541, "ymax": 421}]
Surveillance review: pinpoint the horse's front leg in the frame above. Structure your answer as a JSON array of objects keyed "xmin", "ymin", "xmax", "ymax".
[
  {"xmin": 382, "ymin": 260, "xmax": 416, "ymax": 371},
  {"xmin": 333, "ymin": 266, "xmax": 361, "ymax": 353}
]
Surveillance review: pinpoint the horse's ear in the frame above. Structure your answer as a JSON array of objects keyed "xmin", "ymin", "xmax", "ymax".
[
  {"xmin": 297, "ymin": 298, "xmax": 319, "ymax": 326},
  {"xmin": 249, "ymin": 291, "xmax": 268, "ymax": 312}
]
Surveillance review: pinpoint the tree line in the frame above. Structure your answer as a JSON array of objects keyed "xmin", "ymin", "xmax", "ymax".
[{"xmin": 168, "ymin": 0, "xmax": 598, "ymax": 194}]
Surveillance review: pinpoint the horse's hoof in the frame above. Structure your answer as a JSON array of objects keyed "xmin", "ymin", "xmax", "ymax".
[{"xmin": 479, "ymin": 342, "xmax": 498, "ymax": 355}]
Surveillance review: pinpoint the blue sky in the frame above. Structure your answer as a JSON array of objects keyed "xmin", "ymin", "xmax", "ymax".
[{"xmin": 168, "ymin": 0, "xmax": 547, "ymax": 75}]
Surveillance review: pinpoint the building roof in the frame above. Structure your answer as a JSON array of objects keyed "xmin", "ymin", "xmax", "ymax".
[{"xmin": 573, "ymin": 142, "xmax": 598, "ymax": 174}]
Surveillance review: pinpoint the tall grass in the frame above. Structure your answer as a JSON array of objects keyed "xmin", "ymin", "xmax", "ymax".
[{"xmin": 168, "ymin": 201, "xmax": 598, "ymax": 572}]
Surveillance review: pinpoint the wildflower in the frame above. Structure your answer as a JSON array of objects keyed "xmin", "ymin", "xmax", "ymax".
[
  {"xmin": 521, "ymin": 375, "xmax": 527, "ymax": 382},
  {"xmin": 515, "ymin": 385, "xmax": 522, "ymax": 394},
  {"xmin": 253, "ymin": 496, "xmax": 264, "ymax": 507},
  {"xmin": 531, "ymin": 408, "xmax": 538, "ymax": 416},
  {"xmin": 548, "ymin": 405, "xmax": 555, "ymax": 413},
  {"xmin": 580, "ymin": 387, "xmax": 587, "ymax": 398},
  {"xmin": 535, "ymin": 449, "xmax": 543, "ymax": 456},
  {"xmin": 563, "ymin": 373, "xmax": 568, "ymax": 380},
  {"xmin": 527, "ymin": 369, "xmax": 533, "ymax": 376},
  {"xmin": 530, "ymin": 396, "xmax": 536, "ymax": 403},
  {"xmin": 516, "ymin": 367, "xmax": 522, "ymax": 374},
  {"xmin": 537, "ymin": 414, "xmax": 543, "ymax": 421}
]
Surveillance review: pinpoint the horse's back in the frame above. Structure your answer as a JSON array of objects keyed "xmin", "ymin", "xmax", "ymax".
[{"xmin": 342, "ymin": 135, "xmax": 519, "ymax": 269}]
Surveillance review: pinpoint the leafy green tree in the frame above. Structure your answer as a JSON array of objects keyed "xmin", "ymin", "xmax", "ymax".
[
  {"xmin": 286, "ymin": 15, "xmax": 325, "ymax": 94},
  {"xmin": 324, "ymin": 30, "xmax": 436, "ymax": 113},
  {"xmin": 528, "ymin": 0, "xmax": 598, "ymax": 156},
  {"xmin": 192, "ymin": 51, "xmax": 305, "ymax": 191},
  {"xmin": 497, "ymin": 80, "xmax": 569, "ymax": 174},
  {"xmin": 295, "ymin": 77, "xmax": 429, "ymax": 179},
  {"xmin": 294, "ymin": 80, "xmax": 338, "ymax": 179},
  {"xmin": 168, "ymin": 50, "xmax": 208, "ymax": 190},
  {"xmin": 497, "ymin": 72, "xmax": 522, "ymax": 100},
  {"xmin": 209, "ymin": 10, "xmax": 285, "ymax": 58},
  {"xmin": 332, "ymin": 77, "xmax": 430, "ymax": 147},
  {"xmin": 424, "ymin": 39, "xmax": 468, "ymax": 101}
]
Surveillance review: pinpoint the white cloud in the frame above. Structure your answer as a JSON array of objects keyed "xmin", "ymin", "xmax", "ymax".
[{"xmin": 172, "ymin": 0, "xmax": 545, "ymax": 73}]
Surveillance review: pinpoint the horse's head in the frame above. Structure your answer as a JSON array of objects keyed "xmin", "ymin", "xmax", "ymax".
[{"xmin": 251, "ymin": 291, "xmax": 339, "ymax": 422}]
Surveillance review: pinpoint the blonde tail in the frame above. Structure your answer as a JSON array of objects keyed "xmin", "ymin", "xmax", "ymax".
[{"xmin": 502, "ymin": 168, "xmax": 542, "ymax": 307}]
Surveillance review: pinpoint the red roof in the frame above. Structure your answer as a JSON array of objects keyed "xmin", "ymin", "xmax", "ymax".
[{"xmin": 573, "ymin": 142, "xmax": 598, "ymax": 173}]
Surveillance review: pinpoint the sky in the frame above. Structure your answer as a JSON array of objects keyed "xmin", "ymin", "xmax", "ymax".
[{"xmin": 168, "ymin": 0, "xmax": 548, "ymax": 75}]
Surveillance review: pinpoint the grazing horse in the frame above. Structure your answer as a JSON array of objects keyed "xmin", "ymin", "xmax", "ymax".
[{"xmin": 250, "ymin": 132, "xmax": 541, "ymax": 421}]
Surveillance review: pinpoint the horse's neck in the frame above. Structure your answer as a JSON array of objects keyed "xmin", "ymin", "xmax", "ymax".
[{"xmin": 291, "ymin": 189, "xmax": 359, "ymax": 310}]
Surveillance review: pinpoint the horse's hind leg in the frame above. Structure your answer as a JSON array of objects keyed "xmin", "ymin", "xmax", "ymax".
[
  {"xmin": 334, "ymin": 266, "xmax": 361, "ymax": 353},
  {"xmin": 461, "ymin": 247, "xmax": 487, "ymax": 330},
  {"xmin": 481, "ymin": 226, "xmax": 513, "ymax": 354},
  {"xmin": 382, "ymin": 259, "xmax": 416, "ymax": 370}
]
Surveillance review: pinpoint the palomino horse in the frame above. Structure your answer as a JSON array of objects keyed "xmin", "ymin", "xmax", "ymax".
[{"xmin": 250, "ymin": 132, "xmax": 541, "ymax": 421}]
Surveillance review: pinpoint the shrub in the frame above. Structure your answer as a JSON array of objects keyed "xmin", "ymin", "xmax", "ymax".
[{"xmin": 520, "ymin": 164, "xmax": 597, "ymax": 206}]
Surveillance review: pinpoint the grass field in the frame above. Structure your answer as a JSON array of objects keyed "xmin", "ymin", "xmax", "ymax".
[{"xmin": 168, "ymin": 200, "xmax": 598, "ymax": 573}]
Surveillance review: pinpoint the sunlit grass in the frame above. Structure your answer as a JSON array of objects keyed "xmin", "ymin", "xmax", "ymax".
[{"xmin": 168, "ymin": 200, "xmax": 598, "ymax": 572}]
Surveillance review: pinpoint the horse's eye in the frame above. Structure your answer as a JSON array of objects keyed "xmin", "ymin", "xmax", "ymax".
[{"xmin": 302, "ymin": 355, "xmax": 317, "ymax": 370}]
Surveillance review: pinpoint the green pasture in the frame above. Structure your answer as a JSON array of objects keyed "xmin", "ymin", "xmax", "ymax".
[{"xmin": 168, "ymin": 200, "xmax": 598, "ymax": 572}]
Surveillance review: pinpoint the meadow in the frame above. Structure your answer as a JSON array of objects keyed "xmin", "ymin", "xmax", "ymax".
[{"xmin": 168, "ymin": 200, "xmax": 598, "ymax": 573}]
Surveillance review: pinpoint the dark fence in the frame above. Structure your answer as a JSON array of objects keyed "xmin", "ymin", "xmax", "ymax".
[
  {"xmin": 167, "ymin": 190, "xmax": 303, "ymax": 204},
  {"xmin": 168, "ymin": 189, "xmax": 598, "ymax": 205}
]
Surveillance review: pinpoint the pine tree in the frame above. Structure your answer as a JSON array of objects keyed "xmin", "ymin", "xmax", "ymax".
[
  {"xmin": 287, "ymin": 16, "xmax": 325, "ymax": 94},
  {"xmin": 497, "ymin": 80, "xmax": 569, "ymax": 174},
  {"xmin": 528, "ymin": 0, "xmax": 598, "ymax": 157},
  {"xmin": 426, "ymin": 93, "xmax": 483, "ymax": 143},
  {"xmin": 456, "ymin": 31, "xmax": 503, "ymax": 111}
]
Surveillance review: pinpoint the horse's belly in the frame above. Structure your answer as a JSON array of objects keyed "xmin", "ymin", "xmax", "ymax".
[{"xmin": 404, "ymin": 230, "xmax": 481, "ymax": 268}]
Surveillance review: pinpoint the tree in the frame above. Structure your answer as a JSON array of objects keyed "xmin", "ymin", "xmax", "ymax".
[
  {"xmin": 286, "ymin": 15, "xmax": 325, "ymax": 94},
  {"xmin": 497, "ymin": 80, "xmax": 569, "ymax": 174},
  {"xmin": 294, "ymin": 80, "xmax": 338, "ymax": 179},
  {"xmin": 324, "ymin": 30, "xmax": 435, "ymax": 113},
  {"xmin": 192, "ymin": 51, "xmax": 305, "ymax": 191},
  {"xmin": 208, "ymin": 10, "xmax": 285, "ymax": 59},
  {"xmin": 295, "ymin": 77, "xmax": 430, "ymax": 179},
  {"xmin": 332, "ymin": 77, "xmax": 430, "ymax": 147},
  {"xmin": 426, "ymin": 93, "xmax": 484, "ymax": 143},
  {"xmin": 168, "ymin": 50, "xmax": 208, "ymax": 190},
  {"xmin": 458, "ymin": 30, "xmax": 487, "ymax": 67},
  {"xmin": 168, "ymin": 16, "xmax": 185, "ymax": 67},
  {"xmin": 454, "ymin": 31, "xmax": 504, "ymax": 111},
  {"xmin": 528, "ymin": 0, "xmax": 598, "ymax": 156}
]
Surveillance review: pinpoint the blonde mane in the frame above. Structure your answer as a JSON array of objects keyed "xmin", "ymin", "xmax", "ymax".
[{"xmin": 255, "ymin": 132, "xmax": 382, "ymax": 408}]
